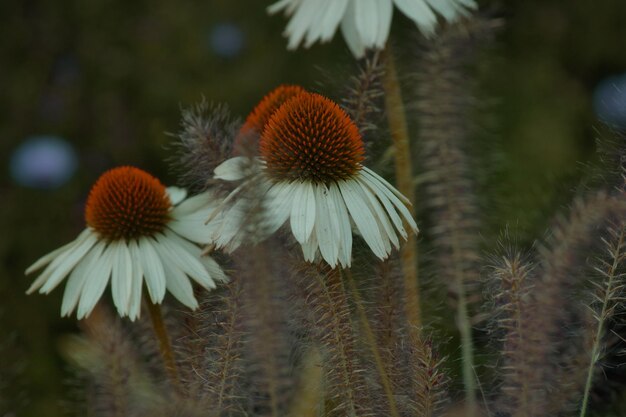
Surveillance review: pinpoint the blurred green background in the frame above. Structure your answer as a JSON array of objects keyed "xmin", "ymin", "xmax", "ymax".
[{"xmin": 0, "ymin": 0, "xmax": 625, "ymax": 415}]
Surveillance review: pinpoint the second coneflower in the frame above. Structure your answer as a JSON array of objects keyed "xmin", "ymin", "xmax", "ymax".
[
  {"xmin": 26, "ymin": 166, "xmax": 227, "ymax": 320},
  {"xmin": 212, "ymin": 91, "xmax": 418, "ymax": 268}
]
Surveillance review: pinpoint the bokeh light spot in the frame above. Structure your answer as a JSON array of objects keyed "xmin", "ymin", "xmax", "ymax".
[
  {"xmin": 10, "ymin": 135, "xmax": 78, "ymax": 189},
  {"xmin": 209, "ymin": 23, "xmax": 245, "ymax": 58},
  {"xmin": 593, "ymin": 73, "xmax": 626, "ymax": 129}
]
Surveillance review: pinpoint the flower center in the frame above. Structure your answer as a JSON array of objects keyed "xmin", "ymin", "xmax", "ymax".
[
  {"xmin": 85, "ymin": 166, "xmax": 171, "ymax": 241},
  {"xmin": 259, "ymin": 92, "xmax": 365, "ymax": 183},
  {"xmin": 242, "ymin": 84, "xmax": 307, "ymax": 134}
]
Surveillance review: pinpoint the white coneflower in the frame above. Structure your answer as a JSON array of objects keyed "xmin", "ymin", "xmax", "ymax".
[
  {"xmin": 212, "ymin": 91, "xmax": 418, "ymax": 268},
  {"xmin": 268, "ymin": 0, "xmax": 476, "ymax": 58},
  {"xmin": 26, "ymin": 166, "xmax": 227, "ymax": 320}
]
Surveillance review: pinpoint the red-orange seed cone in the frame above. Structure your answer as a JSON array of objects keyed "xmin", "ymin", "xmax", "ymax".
[
  {"xmin": 260, "ymin": 92, "xmax": 365, "ymax": 183},
  {"xmin": 85, "ymin": 167, "xmax": 171, "ymax": 240}
]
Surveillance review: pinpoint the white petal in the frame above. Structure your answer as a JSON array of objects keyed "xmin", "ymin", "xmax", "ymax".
[
  {"xmin": 362, "ymin": 166, "xmax": 410, "ymax": 203},
  {"xmin": 301, "ymin": 228, "xmax": 319, "ymax": 263},
  {"xmin": 338, "ymin": 180, "xmax": 387, "ymax": 259},
  {"xmin": 25, "ymin": 236, "xmax": 79, "ymax": 275},
  {"xmin": 314, "ymin": 183, "xmax": 340, "ymax": 267},
  {"xmin": 27, "ymin": 229, "xmax": 93, "ymax": 292},
  {"xmin": 426, "ymin": 0, "xmax": 475, "ymax": 21},
  {"xmin": 155, "ymin": 243, "xmax": 198, "ymax": 309},
  {"xmin": 166, "ymin": 187, "xmax": 187, "ymax": 206},
  {"xmin": 171, "ymin": 191, "xmax": 212, "ymax": 217},
  {"xmin": 127, "ymin": 240, "xmax": 144, "ymax": 321},
  {"xmin": 60, "ymin": 242, "xmax": 105, "ymax": 317},
  {"xmin": 283, "ymin": 0, "xmax": 320, "ymax": 49},
  {"xmin": 214, "ymin": 156, "xmax": 251, "ymax": 181},
  {"xmin": 170, "ymin": 193, "xmax": 221, "ymax": 245},
  {"xmin": 26, "ymin": 244, "xmax": 75, "ymax": 294},
  {"xmin": 340, "ymin": 1, "xmax": 366, "ymax": 58},
  {"xmin": 393, "ymin": 0, "xmax": 438, "ymax": 35},
  {"xmin": 359, "ymin": 172, "xmax": 407, "ymax": 239},
  {"xmin": 290, "ymin": 182, "xmax": 316, "ymax": 244},
  {"xmin": 424, "ymin": 0, "xmax": 457, "ymax": 20},
  {"xmin": 354, "ymin": 0, "xmax": 380, "ymax": 47},
  {"xmin": 39, "ymin": 230, "xmax": 99, "ymax": 294},
  {"xmin": 77, "ymin": 245, "xmax": 114, "ymax": 319},
  {"xmin": 213, "ymin": 197, "xmax": 247, "ymax": 251},
  {"xmin": 138, "ymin": 238, "xmax": 167, "ymax": 303},
  {"xmin": 199, "ymin": 255, "xmax": 228, "ymax": 284},
  {"xmin": 329, "ymin": 183, "xmax": 353, "ymax": 267},
  {"xmin": 267, "ymin": 0, "xmax": 297, "ymax": 15},
  {"xmin": 264, "ymin": 181, "xmax": 297, "ymax": 235},
  {"xmin": 356, "ymin": 177, "xmax": 400, "ymax": 249},
  {"xmin": 110, "ymin": 241, "xmax": 133, "ymax": 317},
  {"xmin": 375, "ymin": 0, "xmax": 394, "ymax": 48},
  {"xmin": 304, "ymin": 0, "xmax": 349, "ymax": 46},
  {"xmin": 165, "ymin": 229, "xmax": 228, "ymax": 289},
  {"xmin": 159, "ymin": 231, "xmax": 216, "ymax": 290},
  {"xmin": 360, "ymin": 168, "xmax": 418, "ymax": 233},
  {"xmin": 456, "ymin": 0, "xmax": 477, "ymax": 11}
]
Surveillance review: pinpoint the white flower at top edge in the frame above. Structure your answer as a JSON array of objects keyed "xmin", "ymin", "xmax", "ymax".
[
  {"xmin": 210, "ymin": 92, "xmax": 418, "ymax": 268},
  {"xmin": 268, "ymin": 0, "xmax": 476, "ymax": 58},
  {"xmin": 26, "ymin": 166, "xmax": 227, "ymax": 321}
]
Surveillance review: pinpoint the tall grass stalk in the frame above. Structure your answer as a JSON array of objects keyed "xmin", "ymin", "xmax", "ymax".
[{"xmin": 382, "ymin": 47, "xmax": 422, "ymax": 330}]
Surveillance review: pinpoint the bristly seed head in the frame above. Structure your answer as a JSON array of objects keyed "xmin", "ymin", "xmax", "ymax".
[
  {"xmin": 85, "ymin": 167, "xmax": 171, "ymax": 241},
  {"xmin": 242, "ymin": 84, "xmax": 307, "ymax": 135},
  {"xmin": 260, "ymin": 92, "xmax": 365, "ymax": 183}
]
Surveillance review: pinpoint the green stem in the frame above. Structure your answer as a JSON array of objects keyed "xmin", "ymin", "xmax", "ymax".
[
  {"xmin": 382, "ymin": 47, "xmax": 422, "ymax": 330},
  {"xmin": 456, "ymin": 274, "xmax": 477, "ymax": 415},
  {"xmin": 580, "ymin": 227, "xmax": 625, "ymax": 417},
  {"xmin": 343, "ymin": 269, "xmax": 400, "ymax": 417},
  {"xmin": 145, "ymin": 298, "xmax": 180, "ymax": 388}
]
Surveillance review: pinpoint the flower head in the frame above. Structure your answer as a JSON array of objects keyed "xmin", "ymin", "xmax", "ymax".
[
  {"xmin": 234, "ymin": 84, "xmax": 306, "ymax": 155},
  {"xmin": 213, "ymin": 91, "xmax": 418, "ymax": 267},
  {"xmin": 26, "ymin": 166, "xmax": 227, "ymax": 320},
  {"xmin": 260, "ymin": 92, "xmax": 364, "ymax": 183},
  {"xmin": 268, "ymin": 0, "xmax": 476, "ymax": 58},
  {"xmin": 243, "ymin": 84, "xmax": 307, "ymax": 135}
]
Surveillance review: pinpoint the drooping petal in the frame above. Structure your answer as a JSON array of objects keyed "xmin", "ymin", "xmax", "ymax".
[
  {"xmin": 25, "ymin": 236, "xmax": 78, "ymax": 275},
  {"xmin": 199, "ymin": 255, "xmax": 229, "ymax": 284},
  {"xmin": 360, "ymin": 167, "xmax": 418, "ymax": 233},
  {"xmin": 77, "ymin": 244, "xmax": 114, "ymax": 319},
  {"xmin": 157, "ymin": 247, "xmax": 198, "ymax": 310},
  {"xmin": 301, "ymin": 228, "xmax": 319, "ymax": 263},
  {"xmin": 354, "ymin": 0, "xmax": 380, "ymax": 47},
  {"xmin": 214, "ymin": 156, "xmax": 251, "ymax": 181},
  {"xmin": 375, "ymin": 0, "xmax": 394, "ymax": 48},
  {"xmin": 329, "ymin": 182, "xmax": 353, "ymax": 267},
  {"xmin": 169, "ymin": 192, "xmax": 221, "ymax": 245},
  {"xmin": 39, "ymin": 230, "xmax": 99, "ymax": 294},
  {"xmin": 166, "ymin": 186, "xmax": 187, "ymax": 206},
  {"xmin": 213, "ymin": 197, "xmax": 247, "ymax": 251},
  {"xmin": 304, "ymin": 0, "xmax": 349, "ymax": 46},
  {"xmin": 264, "ymin": 181, "xmax": 297, "ymax": 235},
  {"xmin": 358, "ymin": 173, "xmax": 408, "ymax": 239},
  {"xmin": 340, "ymin": 1, "xmax": 366, "ymax": 58},
  {"xmin": 137, "ymin": 237, "xmax": 167, "ymax": 303},
  {"xmin": 160, "ymin": 230, "xmax": 216, "ymax": 290},
  {"xmin": 338, "ymin": 180, "xmax": 387, "ymax": 259},
  {"xmin": 283, "ymin": 0, "xmax": 320, "ymax": 49},
  {"xmin": 267, "ymin": 0, "xmax": 298, "ymax": 15},
  {"xmin": 314, "ymin": 183, "xmax": 340, "ymax": 267},
  {"xmin": 356, "ymin": 177, "xmax": 400, "ymax": 249},
  {"xmin": 127, "ymin": 241, "xmax": 144, "ymax": 321},
  {"xmin": 290, "ymin": 182, "xmax": 316, "ymax": 244},
  {"xmin": 110, "ymin": 240, "xmax": 133, "ymax": 317},
  {"xmin": 61, "ymin": 242, "xmax": 105, "ymax": 317},
  {"xmin": 393, "ymin": 0, "xmax": 438, "ymax": 35}
]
